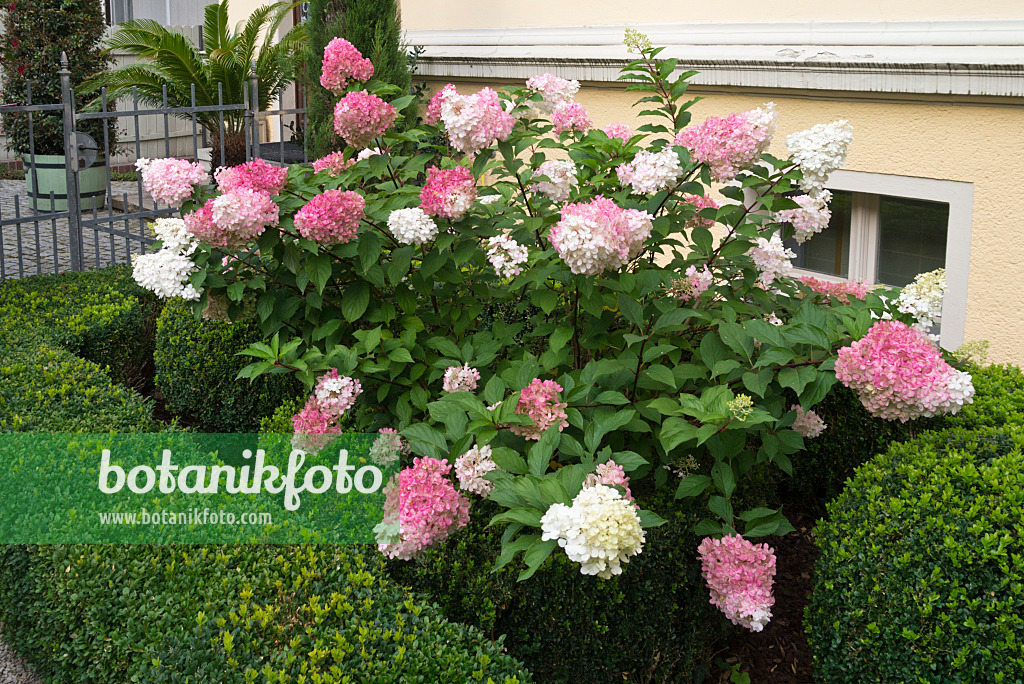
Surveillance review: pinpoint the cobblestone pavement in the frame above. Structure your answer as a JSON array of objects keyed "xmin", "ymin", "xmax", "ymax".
[
  {"xmin": 0, "ymin": 631, "xmax": 40, "ymax": 684},
  {"xmin": 0, "ymin": 179, "xmax": 161, "ymax": 279}
]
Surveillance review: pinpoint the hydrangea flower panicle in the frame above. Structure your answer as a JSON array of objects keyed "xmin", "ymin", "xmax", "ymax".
[
  {"xmin": 549, "ymin": 197, "xmax": 653, "ymax": 275},
  {"xmin": 214, "ymin": 158, "xmax": 288, "ymax": 196},
  {"xmin": 791, "ymin": 404, "xmax": 827, "ymax": 438},
  {"xmin": 333, "ymin": 91, "xmax": 398, "ymax": 148},
  {"xmin": 294, "ymin": 189, "xmax": 365, "ymax": 245},
  {"xmin": 552, "ymin": 100, "xmax": 592, "ymax": 135},
  {"xmin": 531, "ymin": 160, "xmax": 578, "ymax": 203},
  {"xmin": 387, "ymin": 207, "xmax": 438, "ymax": 246},
  {"xmin": 454, "ymin": 444, "xmax": 499, "ymax": 496},
  {"xmin": 320, "ymin": 37, "xmax": 373, "ymax": 93},
  {"xmin": 442, "ymin": 364, "xmax": 481, "ymax": 393},
  {"xmin": 419, "ymin": 166, "xmax": 477, "ymax": 219},
  {"xmin": 786, "ymin": 120, "xmax": 853, "ymax": 196},
  {"xmin": 486, "ymin": 235, "xmax": 529, "ymax": 279},
  {"xmin": 510, "ymin": 379, "xmax": 569, "ymax": 440},
  {"xmin": 698, "ymin": 535, "xmax": 777, "ymax": 632},
  {"xmin": 775, "ymin": 190, "xmax": 831, "ymax": 244},
  {"xmin": 674, "ymin": 103, "xmax": 777, "ymax": 181},
  {"xmin": 616, "ymin": 148, "xmax": 683, "ymax": 194},
  {"xmin": 138, "ymin": 157, "xmax": 209, "ymax": 206}
]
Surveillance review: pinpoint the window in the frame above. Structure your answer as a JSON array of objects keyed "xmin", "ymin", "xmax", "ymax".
[
  {"xmin": 783, "ymin": 171, "xmax": 973, "ymax": 349},
  {"xmin": 106, "ymin": 0, "xmax": 133, "ymax": 25}
]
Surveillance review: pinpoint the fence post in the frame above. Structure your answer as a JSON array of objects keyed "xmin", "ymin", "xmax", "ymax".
[
  {"xmin": 59, "ymin": 52, "xmax": 83, "ymax": 271},
  {"xmin": 249, "ymin": 61, "xmax": 260, "ymax": 161}
]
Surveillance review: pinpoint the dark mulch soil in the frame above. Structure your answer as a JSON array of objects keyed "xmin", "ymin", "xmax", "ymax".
[{"xmin": 717, "ymin": 515, "xmax": 819, "ymax": 683}]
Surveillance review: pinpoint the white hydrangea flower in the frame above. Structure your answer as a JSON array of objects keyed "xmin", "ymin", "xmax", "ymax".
[
  {"xmin": 541, "ymin": 485, "xmax": 645, "ymax": 579},
  {"xmin": 478, "ymin": 194, "xmax": 503, "ymax": 205},
  {"xmin": 786, "ymin": 120, "xmax": 853, "ymax": 197},
  {"xmin": 356, "ymin": 147, "xmax": 384, "ymax": 161},
  {"xmin": 747, "ymin": 234, "xmax": 796, "ymax": 287},
  {"xmin": 387, "ymin": 207, "xmax": 438, "ymax": 246},
  {"xmin": 486, "ymin": 235, "xmax": 529, "ymax": 279},
  {"xmin": 531, "ymin": 160, "xmax": 578, "ymax": 202},
  {"xmin": 896, "ymin": 268, "xmax": 946, "ymax": 332},
  {"xmin": 454, "ymin": 444, "xmax": 500, "ymax": 496},
  {"xmin": 616, "ymin": 148, "xmax": 683, "ymax": 194},
  {"xmin": 937, "ymin": 369, "xmax": 975, "ymax": 415},
  {"xmin": 152, "ymin": 217, "xmax": 198, "ymax": 254},
  {"xmin": 131, "ymin": 250, "xmax": 200, "ymax": 300},
  {"xmin": 775, "ymin": 190, "xmax": 832, "ymax": 244}
]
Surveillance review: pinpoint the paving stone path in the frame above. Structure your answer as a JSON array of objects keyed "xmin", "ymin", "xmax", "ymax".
[
  {"xmin": 0, "ymin": 631, "xmax": 40, "ymax": 684},
  {"xmin": 0, "ymin": 179, "xmax": 161, "ymax": 279}
]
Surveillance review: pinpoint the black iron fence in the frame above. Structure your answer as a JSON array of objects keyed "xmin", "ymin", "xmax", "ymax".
[{"xmin": 0, "ymin": 52, "xmax": 307, "ymax": 279}]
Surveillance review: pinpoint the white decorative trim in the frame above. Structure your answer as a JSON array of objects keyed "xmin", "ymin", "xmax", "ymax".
[{"xmin": 406, "ymin": 20, "xmax": 1024, "ymax": 97}]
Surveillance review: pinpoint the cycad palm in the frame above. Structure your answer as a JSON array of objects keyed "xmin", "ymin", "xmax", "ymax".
[{"xmin": 82, "ymin": 0, "xmax": 305, "ymax": 166}]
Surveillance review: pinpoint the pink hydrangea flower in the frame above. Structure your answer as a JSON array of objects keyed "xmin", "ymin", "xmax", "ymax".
[
  {"xmin": 433, "ymin": 85, "xmax": 516, "ymax": 155},
  {"xmin": 333, "ymin": 91, "xmax": 398, "ymax": 148},
  {"xmin": 747, "ymin": 234, "xmax": 795, "ymax": 287},
  {"xmin": 138, "ymin": 157, "xmax": 209, "ymax": 206},
  {"xmin": 584, "ymin": 460, "xmax": 633, "ymax": 500},
  {"xmin": 531, "ymin": 160, "xmax": 578, "ymax": 203},
  {"xmin": 510, "ymin": 379, "xmax": 569, "ymax": 441},
  {"xmin": 698, "ymin": 535, "xmax": 777, "ymax": 632},
  {"xmin": 602, "ymin": 122, "xmax": 633, "ymax": 143},
  {"xmin": 776, "ymin": 190, "xmax": 832, "ymax": 243},
  {"xmin": 290, "ymin": 397, "xmax": 343, "ymax": 453},
  {"xmin": 312, "ymin": 151, "xmax": 353, "ymax": 177},
  {"xmin": 214, "ymin": 158, "xmax": 288, "ymax": 196},
  {"xmin": 377, "ymin": 456, "xmax": 472, "ymax": 560},
  {"xmin": 791, "ymin": 404, "xmax": 827, "ymax": 438},
  {"xmin": 525, "ymin": 73, "xmax": 580, "ymax": 114},
  {"xmin": 668, "ymin": 264, "xmax": 713, "ymax": 303},
  {"xmin": 424, "ymin": 83, "xmax": 457, "ymax": 125},
  {"xmin": 835, "ymin": 320, "xmax": 974, "ymax": 422},
  {"xmin": 454, "ymin": 444, "xmax": 499, "ymax": 496},
  {"xmin": 673, "ymin": 103, "xmax": 777, "ymax": 182},
  {"xmin": 442, "ymin": 363, "xmax": 480, "ymax": 393},
  {"xmin": 185, "ymin": 189, "xmax": 279, "ymax": 249},
  {"xmin": 294, "ymin": 189, "xmax": 365, "ymax": 244},
  {"xmin": 798, "ymin": 276, "xmax": 871, "ymax": 304},
  {"xmin": 549, "ymin": 196, "xmax": 653, "ymax": 275},
  {"xmin": 313, "ymin": 368, "xmax": 362, "ymax": 415},
  {"xmin": 486, "ymin": 235, "xmax": 529, "ymax": 279},
  {"xmin": 320, "ymin": 37, "xmax": 373, "ymax": 93},
  {"xmin": 682, "ymin": 193, "xmax": 721, "ymax": 230},
  {"xmin": 552, "ymin": 100, "xmax": 592, "ymax": 135},
  {"xmin": 419, "ymin": 166, "xmax": 477, "ymax": 219}
]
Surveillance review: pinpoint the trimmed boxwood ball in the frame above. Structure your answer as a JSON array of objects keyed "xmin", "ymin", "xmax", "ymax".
[
  {"xmin": 388, "ymin": 492, "xmax": 727, "ymax": 684},
  {"xmin": 155, "ymin": 300, "xmax": 302, "ymax": 432},
  {"xmin": 806, "ymin": 426, "xmax": 1024, "ymax": 682}
]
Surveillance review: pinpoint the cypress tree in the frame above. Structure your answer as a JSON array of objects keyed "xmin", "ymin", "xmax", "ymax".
[{"xmin": 303, "ymin": 0, "xmax": 410, "ymax": 159}]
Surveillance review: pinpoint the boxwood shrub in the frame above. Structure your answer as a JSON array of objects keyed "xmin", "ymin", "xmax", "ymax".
[
  {"xmin": 388, "ymin": 492, "xmax": 726, "ymax": 684},
  {"xmin": 806, "ymin": 426, "xmax": 1024, "ymax": 682},
  {"xmin": 155, "ymin": 300, "xmax": 302, "ymax": 432},
  {"xmin": 0, "ymin": 544, "xmax": 531, "ymax": 683}
]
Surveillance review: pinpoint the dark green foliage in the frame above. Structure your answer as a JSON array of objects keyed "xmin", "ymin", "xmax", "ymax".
[
  {"xmin": 155, "ymin": 300, "xmax": 303, "ymax": 432},
  {"xmin": 389, "ymin": 493, "xmax": 726, "ymax": 684},
  {"xmin": 0, "ymin": 545, "xmax": 531, "ymax": 684},
  {"xmin": 0, "ymin": 0, "xmax": 116, "ymax": 155},
  {"xmin": 806, "ymin": 426, "xmax": 1024, "ymax": 682},
  {"xmin": 0, "ymin": 267, "xmax": 157, "ymax": 431},
  {"xmin": 946, "ymin": 363, "xmax": 1024, "ymax": 429},
  {"xmin": 303, "ymin": 0, "xmax": 410, "ymax": 159}
]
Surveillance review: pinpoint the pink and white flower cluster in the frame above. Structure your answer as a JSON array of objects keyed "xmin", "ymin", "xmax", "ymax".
[
  {"xmin": 333, "ymin": 91, "xmax": 397, "ymax": 148},
  {"xmin": 214, "ymin": 158, "xmax": 288, "ymax": 196},
  {"xmin": 369, "ymin": 427, "xmax": 408, "ymax": 467},
  {"xmin": 319, "ymin": 37, "xmax": 373, "ymax": 93},
  {"xmin": 552, "ymin": 101, "xmax": 592, "ymax": 135},
  {"xmin": 747, "ymin": 234, "xmax": 796, "ymax": 287},
  {"xmin": 786, "ymin": 120, "xmax": 853, "ymax": 197},
  {"xmin": 540, "ymin": 485, "xmax": 645, "ymax": 579},
  {"xmin": 668, "ymin": 264, "xmax": 714, "ymax": 303},
  {"xmin": 602, "ymin": 122, "xmax": 633, "ymax": 143},
  {"xmin": 835, "ymin": 320, "xmax": 975, "ymax": 422},
  {"xmin": 583, "ymin": 460, "xmax": 633, "ymax": 500},
  {"xmin": 291, "ymin": 369, "xmax": 362, "ymax": 452},
  {"xmin": 487, "ymin": 235, "xmax": 529, "ymax": 279},
  {"xmin": 454, "ymin": 444, "xmax": 499, "ymax": 496},
  {"xmin": 312, "ymin": 151, "xmax": 351, "ymax": 177},
  {"xmin": 896, "ymin": 268, "xmax": 946, "ymax": 332},
  {"xmin": 132, "ymin": 219, "xmax": 202, "ymax": 300},
  {"xmin": 442, "ymin": 363, "xmax": 480, "ymax": 393},
  {"xmin": 673, "ymin": 103, "xmax": 777, "ymax": 182},
  {"xmin": 185, "ymin": 189, "xmax": 279, "ymax": 249},
  {"xmin": 775, "ymin": 190, "xmax": 832, "ymax": 244},
  {"xmin": 617, "ymin": 148, "xmax": 683, "ymax": 194},
  {"xmin": 526, "ymin": 73, "xmax": 580, "ymax": 115},
  {"xmin": 531, "ymin": 160, "xmax": 578, "ymax": 203},
  {"xmin": 430, "ymin": 84, "xmax": 516, "ymax": 156},
  {"xmin": 377, "ymin": 456, "xmax": 471, "ymax": 560},
  {"xmin": 510, "ymin": 379, "xmax": 569, "ymax": 441},
  {"xmin": 698, "ymin": 535, "xmax": 777, "ymax": 632},
  {"xmin": 799, "ymin": 276, "xmax": 871, "ymax": 304},
  {"xmin": 419, "ymin": 166, "xmax": 477, "ymax": 219},
  {"xmin": 424, "ymin": 83, "xmax": 457, "ymax": 125},
  {"xmin": 682, "ymin": 193, "xmax": 721, "ymax": 230},
  {"xmin": 294, "ymin": 189, "xmax": 365, "ymax": 244},
  {"xmin": 549, "ymin": 197, "xmax": 653, "ymax": 275},
  {"xmin": 387, "ymin": 207, "xmax": 438, "ymax": 246},
  {"xmin": 791, "ymin": 404, "xmax": 827, "ymax": 438},
  {"xmin": 137, "ymin": 157, "xmax": 208, "ymax": 206}
]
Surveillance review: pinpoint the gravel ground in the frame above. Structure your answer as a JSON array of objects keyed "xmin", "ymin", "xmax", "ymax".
[{"xmin": 0, "ymin": 632, "xmax": 40, "ymax": 684}]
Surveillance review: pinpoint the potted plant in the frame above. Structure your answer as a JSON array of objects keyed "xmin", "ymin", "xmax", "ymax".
[
  {"xmin": 83, "ymin": 0, "xmax": 305, "ymax": 169},
  {"xmin": 0, "ymin": 0, "xmax": 115, "ymax": 212}
]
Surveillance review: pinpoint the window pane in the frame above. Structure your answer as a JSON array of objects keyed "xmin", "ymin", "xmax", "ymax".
[
  {"xmin": 875, "ymin": 196, "xmax": 948, "ymax": 287},
  {"xmin": 785, "ymin": 190, "xmax": 851, "ymax": 278}
]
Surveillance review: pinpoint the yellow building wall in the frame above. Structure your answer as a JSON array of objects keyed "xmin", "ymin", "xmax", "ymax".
[
  {"xmin": 401, "ymin": 0, "xmax": 1023, "ymax": 30},
  {"xmin": 423, "ymin": 78, "xmax": 1024, "ymax": 363}
]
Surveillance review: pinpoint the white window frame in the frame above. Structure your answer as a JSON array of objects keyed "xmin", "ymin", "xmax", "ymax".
[{"xmin": 790, "ymin": 170, "xmax": 973, "ymax": 350}]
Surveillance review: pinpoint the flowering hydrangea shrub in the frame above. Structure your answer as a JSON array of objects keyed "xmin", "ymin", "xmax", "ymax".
[
  {"xmin": 376, "ymin": 456, "xmax": 471, "ymax": 560},
  {"xmin": 319, "ymin": 37, "xmax": 373, "ymax": 93},
  {"xmin": 137, "ymin": 157, "xmax": 208, "ymax": 206},
  {"xmin": 698, "ymin": 535, "xmax": 777, "ymax": 632},
  {"xmin": 214, "ymin": 158, "xmax": 288, "ymax": 196},
  {"xmin": 155, "ymin": 33, "xmax": 974, "ymax": 587}
]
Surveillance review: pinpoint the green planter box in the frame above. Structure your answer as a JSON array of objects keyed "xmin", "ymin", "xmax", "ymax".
[{"xmin": 25, "ymin": 153, "xmax": 108, "ymax": 213}]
